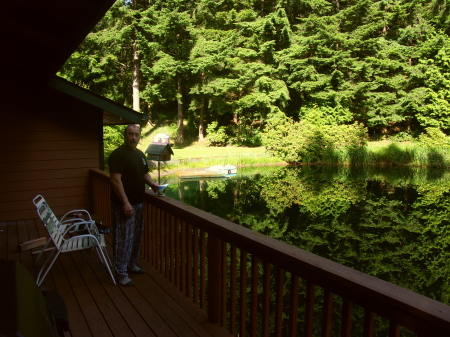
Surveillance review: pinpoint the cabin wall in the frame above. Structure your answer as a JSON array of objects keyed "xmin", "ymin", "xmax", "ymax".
[{"xmin": 0, "ymin": 85, "xmax": 102, "ymax": 222}]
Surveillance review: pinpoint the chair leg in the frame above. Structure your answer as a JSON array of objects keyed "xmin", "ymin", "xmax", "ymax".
[
  {"xmin": 95, "ymin": 246, "xmax": 116, "ymax": 285},
  {"xmin": 102, "ymin": 246, "xmax": 113, "ymax": 269},
  {"xmin": 34, "ymin": 239, "xmax": 52, "ymax": 264},
  {"xmin": 36, "ymin": 250, "xmax": 61, "ymax": 287}
]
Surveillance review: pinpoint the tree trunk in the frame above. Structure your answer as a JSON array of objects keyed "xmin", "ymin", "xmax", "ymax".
[
  {"xmin": 132, "ymin": 41, "xmax": 140, "ymax": 112},
  {"xmin": 177, "ymin": 75, "xmax": 184, "ymax": 144},
  {"xmin": 198, "ymin": 97, "xmax": 205, "ymax": 142},
  {"xmin": 334, "ymin": 0, "xmax": 340, "ymax": 12},
  {"xmin": 147, "ymin": 103, "xmax": 153, "ymax": 125}
]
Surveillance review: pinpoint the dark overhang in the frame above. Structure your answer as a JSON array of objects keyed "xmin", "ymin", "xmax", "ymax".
[
  {"xmin": 49, "ymin": 77, "xmax": 146, "ymax": 125},
  {"xmin": 0, "ymin": 0, "xmax": 116, "ymax": 85}
]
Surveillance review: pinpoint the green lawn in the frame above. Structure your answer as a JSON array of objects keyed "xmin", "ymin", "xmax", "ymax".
[
  {"xmin": 367, "ymin": 140, "xmax": 415, "ymax": 153},
  {"xmin": 142, "ymin": 141, "xmax": 413, "ymax": 160},
  {"xmin": 163, "ymin": 145, "xmax": 268, "ymax": 159},
  {"xmin": 138, "ymin": 126, "xmax": 281, "ymax": 167},
  {"xmin": 138, "ymin": 124, "xmax": 448, "ymax": 168}
]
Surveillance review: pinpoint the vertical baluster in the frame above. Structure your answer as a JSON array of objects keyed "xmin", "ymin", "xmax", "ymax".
[
  {"xmin": 174, "ymin": 218, "xmax": 181, "ymax": 287},
  {"xmin": 321, "ymin": 289, "xmax": 333, "ymax": 337},
  {"xmin": 363, "ymin": 309, "xmax": 374, "ymax": 337},
  {"xmin": 341, "ymin": 299, "xmax": 352, "ymax": 337},
  {"xmin": 305, "ymin": 281, "xmax": 315, "ymax": 337},
  {"xmin": 230, "ymin": 245, "xmax": 237, "ymax": 335},
  {"xmin": 159, "ymin": 210, "xmax": 166, "ymax": 275},
  {"xmin": 262, "ymin": 260, "xmax": 271, "ymax": 337},
  {"xmin": 239, "ymin": 251, "xmax": 248, "ymax": 337},
  {"xmin": 221, "ymin": 240, "xmax": 227, "ymax": 326},
  {"xmin": 193, "ymin": 226, "xmax": 199, "ymax": 305},
  {"xmin": 151, "ymin": 204, "xmax": 157, "ymax": 267},
  {"xmin": 389, "ymin": 321, "xmax": 400, "ymax": 337},
  {"xmin": 181, "ymin": 219, "xmax": 187, "ymax": 293},
  {"xmin": 200, "ymin": 230, "xmax": 207, "ymax": 310},
  {"xmin": 208, "ymin": 233, "xmax": 223, "ymax": 324},
  {"xmin": 143, "ymin": 203, "xmax": 149, "ymax": 260},
  {"xmin": 156, "ymin": 207, "xmax": 162, "ymax": 272},
  {"xmin": 288, "ymin": 274, "xmax": 299, "ymax": 337},
  {"xmin": 250, "ymin": 255, "xmax": 259, "ymax": 337},
  {"xmin": 169, "ymin": 214, "xmax": 175, "ymax": 283},
  {"xmin": 274, "ymin": 267, "xmax": 284, "ymax": 337},
  {"xmin": 164, "ymin": 211, "xmax": 170, "ymax": 278},
  {"xmin": 187, "ymin": 223, "xmax": 193, "ymax": 300}
]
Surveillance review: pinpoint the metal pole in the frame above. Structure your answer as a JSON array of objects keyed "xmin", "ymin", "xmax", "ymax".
[{"xmin": 158, "ymin": 159, "xmax": 161, "ymax": 185}]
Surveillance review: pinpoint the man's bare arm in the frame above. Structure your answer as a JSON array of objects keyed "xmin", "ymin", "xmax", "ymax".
[
  {"xmin": 110, "ymin": 172, "xmax": 133, "ymax": 217},
  {"xmin": 144, "ymin": 173, "xmax": 158, "ymax": 192}
]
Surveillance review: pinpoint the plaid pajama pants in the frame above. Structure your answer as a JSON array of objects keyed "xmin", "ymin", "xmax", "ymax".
[{"xmin": 111, "ymin": 202, "xmax": 145, "ymax": 280}]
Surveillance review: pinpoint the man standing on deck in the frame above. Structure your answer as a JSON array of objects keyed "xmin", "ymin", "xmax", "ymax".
[{"xmin": 108, "ymin": 124, "xmax": 158, "ymax": 286}]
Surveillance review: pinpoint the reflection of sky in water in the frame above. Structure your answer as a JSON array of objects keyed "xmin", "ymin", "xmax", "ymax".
[{"xmin": 162, "ymin": 165, "xmax": 450, "ymax": 306}]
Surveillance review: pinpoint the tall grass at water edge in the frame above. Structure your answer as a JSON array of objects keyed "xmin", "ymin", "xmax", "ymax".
[
  {"xmin": 145, "ymin": 143, "xmax": 450, "ymax": 170},
  {"xmin": 365, "ymin": 141, "xmax": 450, "ymax": 168},
  {"xmin": 154, "ymin": 151, "xmax": 284, "ymax": 171},
  {"xmin": 295, "ymin": 141, "xmax": 450, "ymax": 167},
  {"xmin": 138, "ymin": 125, "xmax": 450, "ymax": 168},
  {"xmin": 316, "ymin": 143, "xmax": 450, "ymax": 167}
]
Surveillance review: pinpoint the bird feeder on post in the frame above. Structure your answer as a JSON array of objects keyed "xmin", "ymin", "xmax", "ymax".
[{"xmin": 145, "ymin": 142, "xmax": 174, "ymax": 184}]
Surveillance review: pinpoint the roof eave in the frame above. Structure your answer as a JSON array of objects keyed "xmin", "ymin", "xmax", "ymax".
[{"xmin": 49, "ymin": 76, "xmax": 146, "ymax": 126}]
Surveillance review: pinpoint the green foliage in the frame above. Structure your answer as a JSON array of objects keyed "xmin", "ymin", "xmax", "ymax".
[
  {"xmin": 61, "ymin": 0, "xmax": 450, "ymax": 144},
  {"xmin": 389, "ymin": 131, "xmax": 414, "ymax": 142},
  {"xmin": 418, "ymin": 127, "xmax": 450, "ymax": 148},
  {"xmin": 415, "ymin": 127, "xmax": 450, "ymax": 167},
  {"xmin": 164, "ymin": 165, "xmax": 450, "ymax": 310},
  {"xmin": 415, "ymin": 37, "xmax": 450, "ymax": 129},
  {"xmin": 300, "ymin": 104, "xmax": 353, "ymax": 125},
  {"xmin": 262, "ymin": 110, "xmax": 368, "ymax": 163},
  {"xmin": 205, "ymin": 121, "xmax": 228, "ymax": 146},
  {"xmin": 228, "ymin": 116, "xmax": 263, "ymax": 146},
  {"xmin": 103, "ymin": 125, "xmax": 123, "ymax": 160},
  {"xmin": 370, "ymin": 142, "xmax": 416, "ymax": 165}
]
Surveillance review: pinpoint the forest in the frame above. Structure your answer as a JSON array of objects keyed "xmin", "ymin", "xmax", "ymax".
[{"xmin": 59, "ymin": 0, "xmax": 450, "ymax": 149}]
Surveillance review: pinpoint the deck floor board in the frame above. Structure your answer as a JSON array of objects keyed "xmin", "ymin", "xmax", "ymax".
[{"xmin": 2, "ymin": 219, "xmax": 232, "ymax": 337}]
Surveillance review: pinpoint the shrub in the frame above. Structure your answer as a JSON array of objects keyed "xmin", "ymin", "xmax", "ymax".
[
  {"xmin": 261, "ymin": 112, "xmax": 304, "ymax": 163},
  {"xmin": 416, "ymin": 127, "xmax": 450, "ymax": 167},
  {"xmin": 228, "ymin": 116, "xmax": 262, "ymax": 146},
  {"xmin": 262, "ymin": 111, "xmax": 368, "ymax": 164},
  {"xmin": 417, "ymin": 127, "xmax": 450, "ymax": 148},
  {"xmin": 390, "ymin": 132, "xmax": 414, "ymax": 142},
  {"xmin": 205, "ymin": 121, "xmax": 228, "ymax": 146},
  {"xmin": 103, "ymin": 125, "xmax": 123, "ymax": 160}
]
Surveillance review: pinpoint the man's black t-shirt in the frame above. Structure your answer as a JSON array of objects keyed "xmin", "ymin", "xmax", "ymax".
[{"xmin": 108, "ymin": 144, "xmax": 149, "ymax": 205}]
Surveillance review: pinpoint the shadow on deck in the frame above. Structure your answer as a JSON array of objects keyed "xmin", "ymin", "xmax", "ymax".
[{"xmin": 1, "ymin": 219, "xmax": 232, "ymax": 337}]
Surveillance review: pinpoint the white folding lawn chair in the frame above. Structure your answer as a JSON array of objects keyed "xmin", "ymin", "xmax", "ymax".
[{"xmin": 33, "ymin": 195, "xmax": 116, "ymax": 286}]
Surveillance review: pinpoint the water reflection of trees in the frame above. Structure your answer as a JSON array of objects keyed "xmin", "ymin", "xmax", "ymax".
[{"xmin": 170, "ymin": 166, "xmax": 450, "ymax": 306}]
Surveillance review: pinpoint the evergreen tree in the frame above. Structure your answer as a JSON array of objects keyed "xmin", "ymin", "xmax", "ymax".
[
  {"xmin": 60, "ymin": 1, "xmax": 144, "ymax": 108},
  {"xmin": 140, "ymin": 4, "xmax": 194, "ymax": 143},
  {"xmin": 59, "ymin": 0, "xmax": 450, "ymax": 143}
]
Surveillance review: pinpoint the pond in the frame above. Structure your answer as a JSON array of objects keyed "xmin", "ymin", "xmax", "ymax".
[{"xmin": 158, "ymin": 165, "xmax": 450, "ymax": 307}]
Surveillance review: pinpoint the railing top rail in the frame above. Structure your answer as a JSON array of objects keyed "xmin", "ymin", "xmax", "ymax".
[
  {"xmin": 91, "ymin": 169, "xmax": 450, "ymax": 334},
  {"xmin": 145, "ymin": 192, "xmax": 450, "ymax": 334}
]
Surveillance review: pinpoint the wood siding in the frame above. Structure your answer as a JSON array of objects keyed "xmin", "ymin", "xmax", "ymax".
[{"xmin": 0, "ymin": 86, "xmax": 102, "ymax": 222}]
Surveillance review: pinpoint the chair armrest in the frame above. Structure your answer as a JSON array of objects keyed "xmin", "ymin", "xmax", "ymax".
[
  {"xmin": 61, "ymin": 233, "xmax": 102, "ymax": 247},
  {"xmin": 60, "ymin": 209, "xmax": 92, "ymax": 223},
  {"xmin": 61, "ymin": 220, "xmax": 95, "ymax": 237}
]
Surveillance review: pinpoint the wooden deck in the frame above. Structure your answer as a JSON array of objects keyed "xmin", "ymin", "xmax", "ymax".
[{"xmin": 1, "ymin": 219, "xmax": 232, "ymax": 337}]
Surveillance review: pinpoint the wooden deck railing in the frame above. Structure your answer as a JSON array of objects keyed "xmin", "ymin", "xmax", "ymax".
[{"xmin": 91, "ymin": 169, "xmax": 450, "ymax": 337}]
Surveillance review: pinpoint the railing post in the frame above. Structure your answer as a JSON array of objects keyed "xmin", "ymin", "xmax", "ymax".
[
  {"xmin": 207, "ymin": 232, "xmax": 223, "ymax": 324},
  {"xmin": 91, "ymin": 170, "xmax": 450, "ymax": 337}
]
